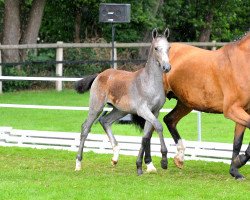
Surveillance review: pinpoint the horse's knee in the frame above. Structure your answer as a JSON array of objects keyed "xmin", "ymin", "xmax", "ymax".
[
  {"xmin": 223, "ymin": 105, "xmax": 250, "ymax": 128},
  {"xmin": 154, "ymin": 120, "xmax": 163, "ymax": 133}
]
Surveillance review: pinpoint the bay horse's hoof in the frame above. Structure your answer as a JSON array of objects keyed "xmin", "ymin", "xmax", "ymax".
[
  {"xmin": 174, "ymin": 156, "xmax": 184, "ymax": 169},
  {"xmin": 111, "ymin": 159, "xmax": 118, "ymax": 166},
  {"xmin": 161, "ymin": 159, "xmax": 168, "ymax": 169}
]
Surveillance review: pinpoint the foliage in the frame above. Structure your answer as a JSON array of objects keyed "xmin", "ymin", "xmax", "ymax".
[
  {"xmin": 2, "ymin": 67, "xmax": 31, "ymax": 92},
  {"xmin": 163, "ymin": 0, "xmax": 250, "ymax": 42}
]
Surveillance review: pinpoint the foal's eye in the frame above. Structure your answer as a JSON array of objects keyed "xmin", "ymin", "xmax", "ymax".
[{"xmin": 154, "ymin": 47, "xmax": 158, "ymax": 51}]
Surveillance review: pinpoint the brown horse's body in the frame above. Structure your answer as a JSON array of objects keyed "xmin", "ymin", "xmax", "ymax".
[{"xmin": 163, "ymin": 33, "xmax": 250, "ymax": 179}]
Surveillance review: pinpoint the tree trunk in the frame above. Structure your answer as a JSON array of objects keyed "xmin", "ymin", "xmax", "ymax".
[
  {"xmin": 139, "ymin": 0, "xmax": 164, "ymax": 60},
  {"xmin": 2, "ymin": 0, "xmax": 21, "ymax": 64},
  {"xmin": 20, "ymin": 0, "xmax": 46, "ymax": 61},
  {"xmin": 74, "ymin": 9, "xmax": 82, "ymax": 43},
  {"xmin": 199, "ymin": 11, "xmax": 214, "ymax": 43}
]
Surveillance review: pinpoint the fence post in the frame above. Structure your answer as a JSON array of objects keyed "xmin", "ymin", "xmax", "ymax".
[
  {"xmin": 56, "ymin": 41, "xmax": 63, "ymax": 91},
  {"xmin": 212, "ymin": 40, "xmax": 217, "ymax": 50},
  {"xmin": 0, "ymin": 43, "xmax": 2, "ymax": 94}
]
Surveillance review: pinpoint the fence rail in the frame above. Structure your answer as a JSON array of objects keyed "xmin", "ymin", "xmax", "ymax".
[
  {"xmin": 0, "ymin": 41, "xmax": 228, "ymax": 93},
  {"xmin": 0, "ymin": 41, "xmax": 228, "ymax": 50},
  {"xmin": 0, "ymin": 127, "xmax": 248, "ymax": 165}
]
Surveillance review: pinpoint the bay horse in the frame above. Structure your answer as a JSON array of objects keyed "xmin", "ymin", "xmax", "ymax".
[
  {"xmin": 75, "ymin": 28, "xmax": 171, "ymax": 175},
  {"xmin": 162, "ymin": 32, "xmax": 250, "ymax": 180}
]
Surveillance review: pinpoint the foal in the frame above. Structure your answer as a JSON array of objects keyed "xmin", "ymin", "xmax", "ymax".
[{"xmin": 75, "ymin": 28, "xmax": 171, "ymax": 175}]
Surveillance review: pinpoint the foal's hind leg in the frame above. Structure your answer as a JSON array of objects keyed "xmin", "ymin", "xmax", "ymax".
[
  {"xmin": 99, "ymin": 108, "xmax": 126, "ymax": 166},
  {"xmin": 163, "ymin": 100, "xmax": 192, "ymax": 169},
  {"xmin": 75, "ymin": 94, "xmax": 105, "ymax": 171},
  {"xmin": 229, "ymin": 123, "xmax": 249, "ymax": 180}
]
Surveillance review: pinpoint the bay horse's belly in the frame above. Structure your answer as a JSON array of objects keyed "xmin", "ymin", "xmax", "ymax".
[{"xmin": 164, "ymin": 68, "xmax": 224, "ymax": 113}]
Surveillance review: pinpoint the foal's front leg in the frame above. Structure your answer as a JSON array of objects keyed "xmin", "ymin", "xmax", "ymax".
[
  {"xmin": 137, "ymin": 108, "xmax": 168, "ymax": 175},
  {"xmin": 136, "ymin": 121, "xmax": 156, "ymax": 175}
]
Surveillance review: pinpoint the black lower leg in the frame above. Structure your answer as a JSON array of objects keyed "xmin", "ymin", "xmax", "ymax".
[
  {"xmin": 136, "ymin": 138, "xmax": 146, "ymax": 175},
  {"xmin": 161, "ymin": 148, "xmax": 168, "ymax": 169},
  {"xmin": 234, "ymin": 143, "xmax": 250, "ymax": 168},
  {"xmin": 230, "ymin": 131, "xmax": 245, "ymax": 179},
  {"xmin": 144, "ymin": 137, "xmax": 152, "ymax": 165}
]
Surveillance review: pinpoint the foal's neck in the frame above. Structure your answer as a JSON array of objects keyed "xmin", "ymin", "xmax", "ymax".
[{"xmin": 141, "ymin": 56, "xmax": 164, "ymax": 87}]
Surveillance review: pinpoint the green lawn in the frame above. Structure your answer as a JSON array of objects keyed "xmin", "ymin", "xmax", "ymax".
[
  {"xmin": 0, "ymin": 89, "xmax": 249, "ymax": 143},
  {"xmin": 0, "ymin": 146, "xmax": 250, "ymax": 200}
]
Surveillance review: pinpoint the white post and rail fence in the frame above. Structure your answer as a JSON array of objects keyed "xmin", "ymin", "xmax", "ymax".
[
  {"xmin": 0, "ymin": 41, "xmax": 226, "ymax": 93},
  {"xmin": 0, "ymin": 42, "xmax": 233, "ymax": 162}
]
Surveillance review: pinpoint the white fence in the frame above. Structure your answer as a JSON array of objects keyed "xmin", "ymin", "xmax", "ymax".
[
  {"xmin": 0, "ymin": 103, "xmax": 202, "ymax": 140},
  {"xmin": 0, "ymin": 41, "xmax": 227, "ymax": 93},
  {"xmin": 0, "ymin": 127, "xmax": 248, "ymax": 165}
]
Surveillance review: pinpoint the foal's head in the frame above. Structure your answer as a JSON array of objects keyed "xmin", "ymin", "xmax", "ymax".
[{"xmin": 151, "ymin": 28, "xmax": 171, "ymax": 72}]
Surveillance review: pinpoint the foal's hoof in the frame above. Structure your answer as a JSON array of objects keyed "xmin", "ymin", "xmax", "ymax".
[
  {"xmin": 111, "ymin": 159, "xmax": 118, "ymax": 166},
  {"xmin": 146, "ymin": 162, "xmax": 157, "ymax": 173},
  {"xmin": 161, "ymin": 159, "xmax": 168, "ymax": 169},
  {"xmin": 174, "ymin": 156, "xmax": 184, "ymax": 169},
  {"xmin": 235, "ymin": 176, "xmax": 245, "ymax": 181},
  {"xmin": 234, "ymin": 174, "xmax": 245, "ymax": 181},
  {"xmin": 137, "ymin": 168, "xmax": 143, "ymax": 176},
  {"xmin": 75, "ymin": 159, "xmax": 82, "ymax": 171}
]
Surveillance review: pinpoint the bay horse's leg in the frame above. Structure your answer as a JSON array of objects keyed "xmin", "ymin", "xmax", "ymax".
[
  {"xmin": 136, "ymin": 121, "xmax": 156, "ymax": 175},
  {"xmin": 224, "ymin": 105, "xmax": 250, "ymax": 128},
  {"xmin": 163, "ymin": 100, "xmax": 192, "ymax": 168},
  {"xmin": 229, "ymin": 123, "xmax": 249, "ymax": 180},
  {"xmin": 99, "ymin": 108, "xmax": 126, "ymax": 166},
  {"xmin": 137, "ymin": 107, "xmax": 168, "ymax": 174}
]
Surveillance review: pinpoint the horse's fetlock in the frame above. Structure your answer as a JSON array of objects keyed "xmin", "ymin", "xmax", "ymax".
[
  {"xmin": 161, "ymin": 148, "xmax": 168, "ymax": 156},
  {"xmin": 136, "ymin": 160, "xmax": 142, "ymax": 167},
  {"xmin": 76, "ymin": 155, "xmax": 82, "ymax": 161}
]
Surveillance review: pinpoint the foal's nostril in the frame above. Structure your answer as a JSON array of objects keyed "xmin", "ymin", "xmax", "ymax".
[{"xmin": 163, "ymin": 63, "xmax": 171, "ymax": 72}]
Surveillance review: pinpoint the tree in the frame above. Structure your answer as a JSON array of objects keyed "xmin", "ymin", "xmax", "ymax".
[{"xmin": 1, "ymin": 0, "xmax": 46, "ymax": 64}]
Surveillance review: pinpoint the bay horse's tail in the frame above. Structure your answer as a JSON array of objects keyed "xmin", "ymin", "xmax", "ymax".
[
  {"xmin": 131, "ymin": 114, "xmax": 146, "ymax": 131},
  {"xmin": 75, "ymin": 74, "xmax": 99, "ymax": 94}
]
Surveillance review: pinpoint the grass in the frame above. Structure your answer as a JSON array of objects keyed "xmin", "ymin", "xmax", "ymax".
[
  {"xmin": 0, "ymin": 89, "xmax": 249, "ymax": 143},
  {"xmin": 0, "ymin": 146, "xmax": 250, "ymax": 200}
]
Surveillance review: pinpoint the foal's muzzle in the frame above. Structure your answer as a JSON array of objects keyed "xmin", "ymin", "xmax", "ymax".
[{"xmin": 163, "ymin": 63, "xmax": 171, "ymax": 73}]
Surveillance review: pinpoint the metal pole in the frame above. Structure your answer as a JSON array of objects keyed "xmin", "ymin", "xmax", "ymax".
[
  {"xmin": 0, "ymin": 43, "xmax": 2, "ymax": 94},
  {"xmin": 197, "ymin": 111, "xmax": 202, "ymax": 141},
  {"xmin": 111, "ymin": 23, "xmax": 115, "ymax": 68}
]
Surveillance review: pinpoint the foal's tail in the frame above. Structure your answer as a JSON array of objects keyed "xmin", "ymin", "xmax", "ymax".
[{"xmin": 75, "ymin": 73, "xmax": 99, "ymax": 94}]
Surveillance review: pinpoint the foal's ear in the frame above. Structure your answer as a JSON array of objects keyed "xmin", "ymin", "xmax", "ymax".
[
  {"xmin": 164, "ymin": 28, "xmax": 170, "ymax": 39},
  {"xmin": 152, "ymin": 28, "xmax": 158, "ymax": 39}
]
